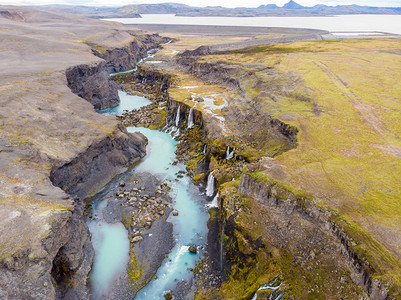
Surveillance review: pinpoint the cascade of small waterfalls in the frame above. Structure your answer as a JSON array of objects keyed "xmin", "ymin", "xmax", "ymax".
[
  {"xmin": 187, "ymin": 107, "xmax": 194, "ymax": 129},
  {"xmin": 251, "ymin": 276, "xmax": 285, "ymax": 300},
  {"xmin": 205, "ymin": 171, "xmax": 215, "ymax": 197},
  {"xmin": 175, "ymin": 106, "xmax": 180, "ymax": 127},
  {"xmin": 225, "ymin": 146, "xmax": 235, "ymax": 160}
]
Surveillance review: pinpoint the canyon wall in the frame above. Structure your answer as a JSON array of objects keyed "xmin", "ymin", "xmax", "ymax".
[
  {"xmin": 236, "ymin": 173, "xmax": 389, "ymax": 299},
  {"xmin": 0, "ymin": 10, "xmax": 169, "ymax": 299},
  {"xmin": 66, "ymin": 61, "xmax": 119, "ymax": 110},
  {"xmin": 93, "ymin": 33, "xmax": 171, "ymax": 73}
]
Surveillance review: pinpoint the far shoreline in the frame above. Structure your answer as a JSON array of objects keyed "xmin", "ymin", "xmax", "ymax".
[{"xmin": 103, "ymin": 14, "xmax": 401, "ymax": 35}]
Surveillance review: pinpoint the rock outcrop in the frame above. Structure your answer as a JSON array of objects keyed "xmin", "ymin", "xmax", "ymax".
[
  {"xmin": 66, "ymin": 34, "xmax": 171, "ymax": 111},
  {"xmin": 66, "ymin": 61, "xmax": 119, "ymax": 110},
  {"xmin": 50, "ymin": 125, "xmax": 147, "ymax": 200},
  {"xmin": 236, "ymin": 173, "xmax": 389, "ymax": 299},
  {"xmin": 92, "ymin": 33, "xmax": 171, "ymax": 74}
]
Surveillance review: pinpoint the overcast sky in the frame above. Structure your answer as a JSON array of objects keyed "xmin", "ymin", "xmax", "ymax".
[{"xmin": 1, "ymin": 0, "xmax": 401, "ymax": 7}]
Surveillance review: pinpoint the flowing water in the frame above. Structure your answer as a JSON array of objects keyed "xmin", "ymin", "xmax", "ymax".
[
  {"xmin": 88, "ymin": 193, "xmax": 130, "ymax": 299},
  {"xmin": 175, "ymin": 105, "xmax": 181, "ymax": 127},
  {"xmin": 205, "ymin": 171, "xmax": 215, "ymax": 197},
  {"xmin": 187, "ymin": 107, "xmax": 194, "ymax": 129},
  {"xmin": 88, "ymin": 89, "xmax": 209, "ymax": 299},
  {"xmin": 97, "ymin": 90, "xmax": 151, "ymax": 115},
  {"xmin": 251, "ymin": 276, "xmax": 285, "ymax": 300},
  {"xmin": 206, "ymin": 192, "xmax": 219, "ymax": 209},
  {"xmin": 225, "ymin": 146, "xmax": 235, "ymax": 160},
  {"xmin": 130, "ymin": 127, "xmax": 209, "ymax": 299}
]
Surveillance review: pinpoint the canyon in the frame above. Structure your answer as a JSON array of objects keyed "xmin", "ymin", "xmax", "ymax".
[{"xmin": 1, "ymin": 5, "xmax": 401, "ymax": 300}]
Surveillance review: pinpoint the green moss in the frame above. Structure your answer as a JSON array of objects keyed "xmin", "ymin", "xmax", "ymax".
[
  {"xmin": 192, "ymin": 173, "xmax": 204, "ymax": 185},
  {"xmin": 93, "ymin": 45, "xmax": 107, "ymax": 54},
  {"xmin": 128, "ymin": 246, "xmax": 144, "ymax": 286},
  {"xmin": 213, "ymin": 193, "xmax": 362, "ymax": 299},
  {"xmin": 220, "ymin": 44, "xmax": 309, "ymax": 55},
  {"xmin": 51, "ymin": 258, "xmax": 76, "ymax": 289},
  {"xmin": 121, "ymin": 210, "xmax": 133, "ymax": 229},
  {"xmin": 163, "ymin": 292, "xmax": 172, "ymax": 299}
]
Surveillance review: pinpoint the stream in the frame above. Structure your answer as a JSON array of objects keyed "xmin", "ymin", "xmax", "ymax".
[{"xmin": 87, "ymin": 88, "xmax": 209, "ymax": 299}]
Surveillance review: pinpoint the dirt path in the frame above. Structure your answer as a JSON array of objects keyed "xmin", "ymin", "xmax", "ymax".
[{"xmin": 314, "ymin": 60, "xmax": 401, "ymax": 158}]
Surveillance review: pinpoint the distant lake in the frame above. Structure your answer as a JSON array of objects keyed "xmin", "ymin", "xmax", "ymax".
[{"xmin": 104, "ymin": 14, "xmax": 401, "ymax": 35}]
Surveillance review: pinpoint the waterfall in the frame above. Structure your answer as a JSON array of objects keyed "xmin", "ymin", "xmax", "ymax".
[
  {"xmin": 225, "ymin": 146, "xmax": 235, "ymax": 160},
  {"xmin": 220, "ymin": 218, "xmax": 226, "ymax": 272},
  {"xmin": 187, "ymin": 107, "xmax": 194, "ymax": 129},
  {"xmin": 205, "ymin": 171, "xmax": 215, "ymax": 197},
  {"xmin": 251, "ymin": 276, "xmax": 284, "ymax": 300},
  {"xmin": 175, "ymin": 106, "xmax": 180, "ymax": 127},
  {"xmin": 202, "ymin": 144, "xmax": 207, "ymax": 154},
  {"xmin": 206, "ymin": 192, "xmax": 219, "ymax": 209}
]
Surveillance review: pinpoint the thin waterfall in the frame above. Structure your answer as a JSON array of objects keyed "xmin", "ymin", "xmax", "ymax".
[
  {"xmin": 251, "ymin": 276, "xmax": 284, "ymax": 300},
  {"xmin": 205, "ymin": 171, "xmax": 215, "ymax": 197},
  {"xmin": 274, "ymin": 291, "xmax": 285, "ymax": 300},
  {"xmin": 187, "ymin": 107, "xmax": 194, "ymax": 129},
  {"xmin": 175, "ymin": 106, "xmax": 180, "ymax": 127},
  {"xmin": 206, "ymin": 192, "xmax": 219, "ymax": 209},
  {"xmin": 220, "ymin": 218, "xmax": 226, "ymax": 272},
  {"xmin": 225, "ymin": 146, "xmax": 235, "ymax": 160},
  {"xmin": 202, "ymin": 144, "xmax": 207, "ymax": 154}
]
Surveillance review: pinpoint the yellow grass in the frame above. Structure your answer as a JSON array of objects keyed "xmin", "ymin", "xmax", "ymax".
[{"xmin": 215, "ymin": 38, "xmax": 401, "ymax": 287}]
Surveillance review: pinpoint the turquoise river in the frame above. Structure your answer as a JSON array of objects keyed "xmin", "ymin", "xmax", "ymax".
[{"xmin": 88, "ymin": 90, "xmax": 210, "ymax": 299}]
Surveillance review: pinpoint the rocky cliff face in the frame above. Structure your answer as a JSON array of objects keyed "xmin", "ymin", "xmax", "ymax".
[
  {"xmin": 179, "ymin": 57, "xmax": 241, "ymax": 91},
  {"xmin": 236, "ymin": 173, "xmax": 389, "ymax": 299},
  {"xmin": 66, "ymin": 34, "xmax": 170, "ymax": 111},
  {"xmin": 66, "ymin": 61, "xmax": 119, "ymax": 110},
  {"xmin": 0, "ymin": 198, "xmax": 92, "ymax": 300},
  {"xmin": 93, "ymin": 33, "xmax": 171, "ymax": 74},
  {"xmin": 50, "ymin": 125, "xmax": 147, "ymax": 200}
]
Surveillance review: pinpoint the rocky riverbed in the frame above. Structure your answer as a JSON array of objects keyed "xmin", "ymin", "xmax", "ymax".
[{"xmin": 86, "ymin": 170, "xmax": 175, "ymax": 299}]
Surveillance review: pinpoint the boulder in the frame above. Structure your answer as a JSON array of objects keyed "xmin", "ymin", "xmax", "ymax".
[
  {"xmin": 188, "ymin": 245, "xmax": 197, "ymax": 254},
  {"xmin": 172, "ymin": 210, "xmax": 179, "ymax": 216},
  {"xmin": 132, "ymin": 236, "xmax": 143, "ymax": 243}
]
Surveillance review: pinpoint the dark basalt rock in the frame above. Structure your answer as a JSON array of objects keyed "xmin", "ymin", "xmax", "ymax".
[
  {"xmin": 65, "ymin": 61, "xmax": 119, "ymax": 110},
  {"xmin": 50, "ymin": 125, "xmax": 147, "ymax": 200},
  {"xmin": 92, "ymin": 33, "xmax": 171, "ymax": 74}
]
